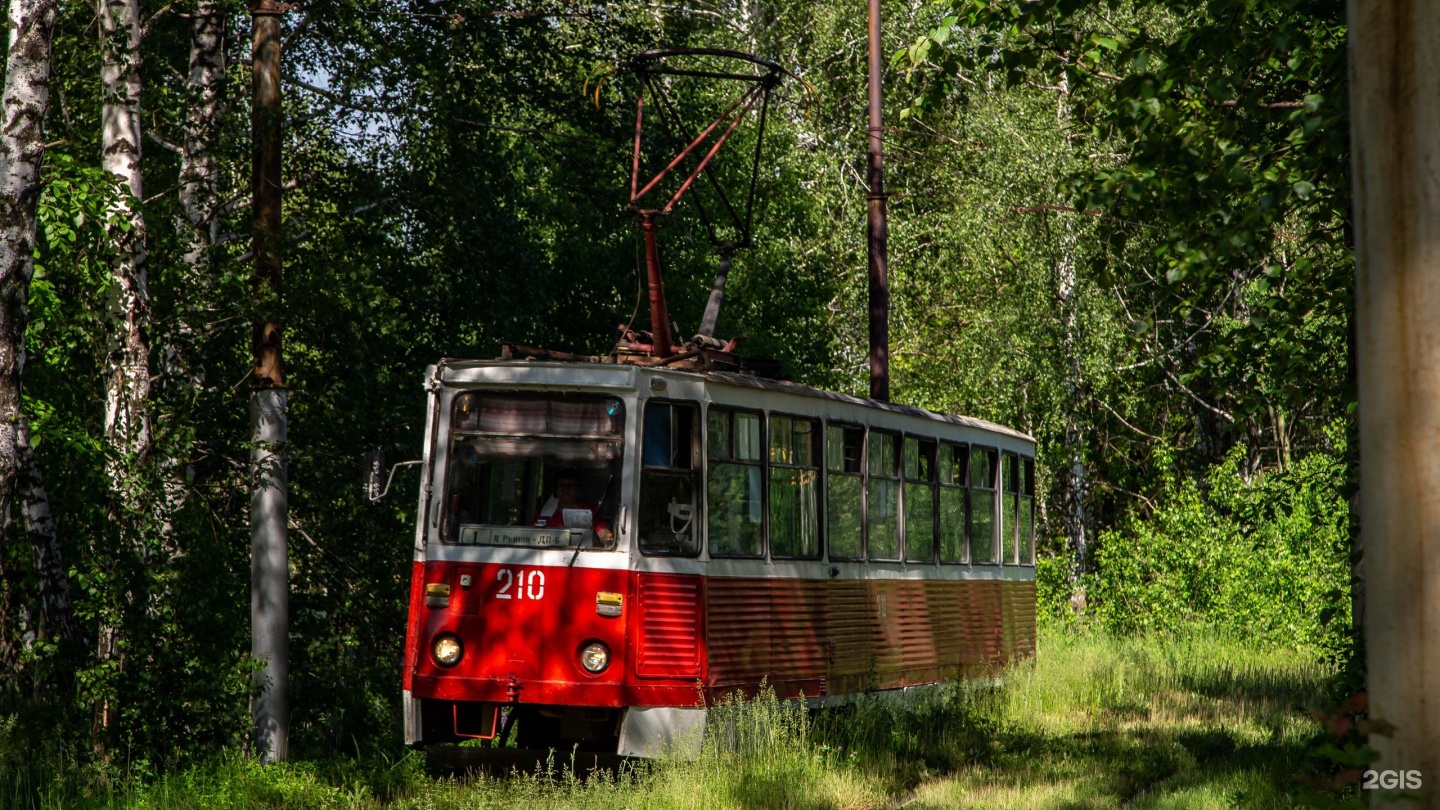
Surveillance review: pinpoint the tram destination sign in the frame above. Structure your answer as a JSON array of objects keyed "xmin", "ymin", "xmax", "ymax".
[{"xmin": 457, "ymin": 525, "xmax": 576, "ymax": 548}]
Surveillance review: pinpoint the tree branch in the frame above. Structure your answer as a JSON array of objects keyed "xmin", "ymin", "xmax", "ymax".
[
  {"xmin": 1096, "ymin": 397, "xmax": 1164, "ymax": 440},
  {"xmin": 147, "ymin": 131, "xmax": 181, "ymax": 154},
  {"xmin": 1212, "ymin": 99, "xmax": 1305, "ymax": 110},
  {"xmin": 1013, "ymin": 204, "xmax": 1102, "ymax": 216},
  {"xmin": 289, "ymin": 76, "xmax": 405, "ymax": 115},
  {"xmin": 1161, "ymin": 363, "xmax": 1235, "ymax": 423},
  {"xmin": 141, "ymin": 0, "xmax": 177, "ymax": 37}
]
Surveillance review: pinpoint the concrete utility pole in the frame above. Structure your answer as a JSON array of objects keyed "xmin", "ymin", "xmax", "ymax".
[
  {"xmin": 250, "ymin": 0, "xmax": 288, "ymax": 764},
  {"xmin": 1350, "ymin": 0, "xmax": 1440, "ymax": 795},
  {"xmin": 866, "ymin": 0, "xmax": 889, "ymax": 403}
]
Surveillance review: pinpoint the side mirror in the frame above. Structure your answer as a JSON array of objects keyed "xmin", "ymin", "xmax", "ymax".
[
  {"xmin": 364, "ymin": 450, "xmax": 386, "ymax": 505},
  {"xmin": 363, "ymin": 452, "xmax": 424, "ymax": 506}
]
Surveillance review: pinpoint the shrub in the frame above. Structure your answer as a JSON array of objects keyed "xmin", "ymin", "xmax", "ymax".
[{"xmin": 1085, "ymin": 442, "xmax": 1351, "ymax": 658}]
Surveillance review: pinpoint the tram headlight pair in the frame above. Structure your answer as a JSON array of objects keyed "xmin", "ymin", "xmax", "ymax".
[
  {"xmin": 579, "ymin": 641, "xmax": 610, "ymax": 674},
  {"xmin": 433, "ymin": 633, "xmax": 604, "ymax": 673},
  {"xmin": 432, "ymin": 633, "xmax": 463, "ymax": 667}
]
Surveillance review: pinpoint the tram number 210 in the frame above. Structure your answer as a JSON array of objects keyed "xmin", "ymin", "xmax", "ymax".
[{"xmin": 495, "ymin": 568, "xmax": 545, "ymax": 601}]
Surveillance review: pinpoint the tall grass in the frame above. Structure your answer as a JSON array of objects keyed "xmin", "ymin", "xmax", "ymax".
[{"xmin": 0, "ymin": 629, "xmax": 1337, "ymax": 810}]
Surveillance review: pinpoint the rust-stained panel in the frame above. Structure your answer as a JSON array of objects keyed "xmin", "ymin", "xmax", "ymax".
[
  {"xmin": 768, "ymin": 578, "xmax": 828, "ymax": 685},
  {"xmin": 706, "ymin": 577, "xmax": 772, "ymax": 686},
  {"xmin": 957, "ymin": 580, "xmax": 1006, "ymax": 673},
  {"xmin": 825, "ymin": 580, "xmax": 875, "ymax": 695},
  {"xmin": 636, "ymin": 574, "xmax": 702, "ymax": 679},
  {"xmin": 704, "ymin": 575, "xmax": 1035, "ymax": 700}
]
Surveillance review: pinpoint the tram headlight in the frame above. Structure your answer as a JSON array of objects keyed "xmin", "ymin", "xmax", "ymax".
[
  {"xmin": 432, "ymin": 633, "xmax": 463, "ymax": 667},
  {"xmin": 579, "ymin": 641, "xmax": 610, "ymax": 674}
]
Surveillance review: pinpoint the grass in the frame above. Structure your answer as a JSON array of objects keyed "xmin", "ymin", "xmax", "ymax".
[{"xmin": 1, "ymin": 629, "xmax": 1343, "ymax": 810}]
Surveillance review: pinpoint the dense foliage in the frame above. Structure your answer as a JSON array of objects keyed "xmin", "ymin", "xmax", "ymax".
[
  {"xmin": 1053, "ymin": 441, "xmax": 1349, "ymax": 654},
  {"xmin": 0, "ymin": 0, "xmax": 1353, "ymax": 784}
]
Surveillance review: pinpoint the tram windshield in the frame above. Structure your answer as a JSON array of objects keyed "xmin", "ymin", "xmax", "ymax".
[{"xmin": 442, "ymin": 392, "xmax": 624, "ymax": 549}]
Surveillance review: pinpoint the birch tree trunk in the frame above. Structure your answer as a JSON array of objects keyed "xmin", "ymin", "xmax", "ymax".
[
  {"xmin": 0, "ymin": 0, "xmax": 60, "ymax": 691},
  {"xmin": 95, "ymin": 0, "xmax": 151, "ymax": 754},
  {"xmin": 1055, "ymin": 66, "xmax": 1089, "ymax": 613},
  {"xmin": 17, "ymin": 418, "xmax": 76, "ymax": 646},
  {"xmin": 180, "ymin": 1, "xmax": 224, "ymax": 272},
  {"xmin": 100, "ymin": 0, "xmax": 153, "ymax": 503},
  {"xmin": 154, "ymin": 0, "xmax": 225, "ymax": 532},
  {"xmin": 177, "ymin": 0, "xmax": 224, "ymax": 329},
  {"xmin": 0, "ymin": 0, "xmax": 57, "ymax": 529}
]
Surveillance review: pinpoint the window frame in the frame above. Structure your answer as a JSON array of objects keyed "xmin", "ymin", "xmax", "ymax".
[
  {"xmin": 968, "ymin": 444, "xmax": 1000, "ymax": 565},
  {"xmin": 637, "ymin": 398, "xmax": 702, "ymax": 558},
  {"xmin": 440, "ymin": 390, "xmax": 627, "ymax": 546},
  {"xmin": 902, "ymin": 434, "xmax": 939, "ymax": 565},
  {"xmin": 1019, "ymin": 455, "xmax": 1036, "ymax": 567},
  {"xmin": 767, "ymin": 411, "xmax": 823, "ymax": 560},
  {"xmin": 865, "ymin": 428, "xmax": 902, "ymax": 562},
  {"xmin": 937, "ymin": 441, "xmax": 968, "ymax": 564},
  {"xmin": 822, "ymin": 420, "xmax": 867, "ymax": 562},
  {"xmin": 705, "ymin": 405, "xmax": 768, "ymax": 559},
  {"xmin": 1002, "ymin": 451, "xmax": 1021, "ymax": 566}
]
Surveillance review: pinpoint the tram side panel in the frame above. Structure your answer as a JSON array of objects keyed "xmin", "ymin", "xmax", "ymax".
[
  {"xmin": 768, "ymin": 577, "xmax": 829, "ymax": 695},
  {"xmin": 823, "ymin": 579, "xmax": 875, "ymax": 696},
  {"xmin": 704, "ymin": 576, "xmax": 773, "ymax": 689},
  {"xmin": 632, "ymin": 571, "xmax": 705, "ymax": 681},
  {"xmin": 704, "ymin": 575, "xmax": 1036, "ymax": 701}
]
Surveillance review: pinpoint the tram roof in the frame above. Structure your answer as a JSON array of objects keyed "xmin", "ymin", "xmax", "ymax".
[{"xmin": 433, "ymin": 358, "xmax": 1033, "ymax": 445}]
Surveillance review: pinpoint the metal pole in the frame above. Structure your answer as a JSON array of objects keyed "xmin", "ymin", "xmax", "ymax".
[
  {"xmin": 697, "ymin": 243, "xmax": 734, "ymax": 339},
  {"xmin": 639, "ymin": 211, "xmax": 674, "ymax": 357},
  {"xmin": 866, "ymin": 0, "xmax": 890, "ymax": 402},
  {"xmin": 1351, "ymin": 0, "xmax": 1440, "ymax": 794},
  {"xmin": 250, "ymin": 0, "xmax": 288, "ymax": 764}
]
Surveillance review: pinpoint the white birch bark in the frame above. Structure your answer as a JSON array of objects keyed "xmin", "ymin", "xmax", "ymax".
[
  {"xmin": 17, "ymin": 418, "xmax": 76, "ymax": 643},
  {"xmin": 1056, "ymin": 66, "xmax": 1089, "ymax": 613},
  {"xmin": 179, "ymin": 0, "xmax": 223, "ymax": 288},
  {"xmin": 99, "ymin": 0, "xmax": 153, "ymax": 502},
  {"xmin": 155, "ymin": 1, "xmax": 226, "ymax": 532},
  {"xmin": 95, "ymin": 0, "xmax": 150, "ymax": 753},
  {"xmin": 0, "ymin": 0, "xmax": 57, "ymax": 527}
]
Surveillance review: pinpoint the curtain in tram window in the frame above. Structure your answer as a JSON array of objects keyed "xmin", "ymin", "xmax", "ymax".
[
  {"xmin": 868, "ymin": 477, "xmax": 899, "ymax": 560},
  {"xmin": 770, "ymin": 468, "xmax": 818, "ymax": 557},
  {"xmin": 969, "ymin": 489, "xmax": 995, "ymax": 563},
  {"xmin": 939, "ymin": 486, "xmax": 965, "ymax": 563},
  {"xmin": 905, "ymin": 482, "xmax": 936, "ymax": 562},
  {"xmin": 827, "ymin": 474, "xmax": 863, "ymax": 559},
  {"xmin": 1019, "ymin": 497, "xmax": 1034, "ymax": 564},
  {"xmin": 708, "ymin": 462, "xmax": 763, "ymax": 556}
]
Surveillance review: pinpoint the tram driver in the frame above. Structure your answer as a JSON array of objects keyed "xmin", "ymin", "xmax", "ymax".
[{"xmin": 533, "ymin": 469, "xmax": 614, "ymax": 547}]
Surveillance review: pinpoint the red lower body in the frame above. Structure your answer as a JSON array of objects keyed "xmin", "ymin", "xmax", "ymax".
[{"xmin": 404, "ymin": 559, "xmax": 1036, "ymax": 717}]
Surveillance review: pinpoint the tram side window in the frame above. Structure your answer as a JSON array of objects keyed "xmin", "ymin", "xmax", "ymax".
[
  {"xmin": 770, "ymin": 415, "xmax": 820, "ymax": 559},
  {"xmin": 969, "ymin": 448, "xmax": 998, "ymax": 563},
  {"xmin": 904, "ymin": 437, "xmax": 938, "ymax": 563},
  {"xmin": 1002, "ymin": 452, "xmax": 1020, "ymax": 565},
  {"xmin": 1020, "ymin": 457, "xmax": 1036, "ymax": 565},
  {"xmin": 938, "ymin": 443, "xmax": 968, "ymax": 563},
  {"xmin": 868, "ymin": 431, "xmax": 900, "ymax": 560},
  {"xmin": 826, "ymin": 424, "xmax": 864, "ymax": 560},
  {"xmin": 639, "ymin": 401, "xmax": 700, "ymax": 556},
  {"xmin": 708, "ymin": 409, "xmax": 764, "ymax": 557}
]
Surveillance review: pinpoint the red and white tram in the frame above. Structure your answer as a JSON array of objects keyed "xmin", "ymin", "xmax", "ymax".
[{"xmin": 400, "ymin": 358, "xmax": 1037, "ymax": 756}]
